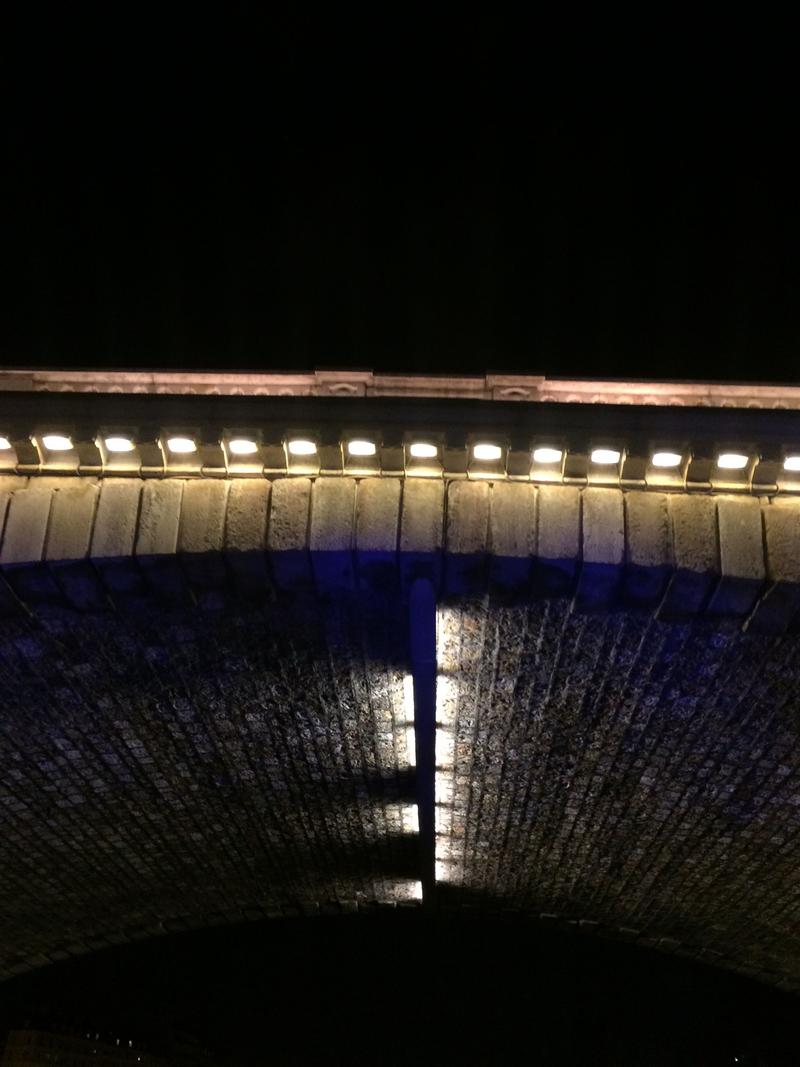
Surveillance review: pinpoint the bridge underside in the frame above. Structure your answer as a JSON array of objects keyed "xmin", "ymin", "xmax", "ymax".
[{"xmin": 1, "ymin": 474, "xmax": 800, "ymax": 993}]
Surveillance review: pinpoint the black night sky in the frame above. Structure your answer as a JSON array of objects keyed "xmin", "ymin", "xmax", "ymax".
[
  {"xmin": 5, "ymin": 14, "xmax": 799, "ymax": 381},
  {"xmin": 3, "ymin": 13, "xmax": 800, "ymax": 1066}
]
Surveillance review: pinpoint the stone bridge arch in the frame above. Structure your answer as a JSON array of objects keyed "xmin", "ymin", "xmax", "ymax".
[{"xmin": 1, "ymin": 470, "xmax": 800, "ymax": 993}]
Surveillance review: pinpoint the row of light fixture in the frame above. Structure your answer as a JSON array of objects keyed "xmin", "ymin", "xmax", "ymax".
[{"xmin": 2, "ymin": 433, "xmax": 800, "ymax": 472}]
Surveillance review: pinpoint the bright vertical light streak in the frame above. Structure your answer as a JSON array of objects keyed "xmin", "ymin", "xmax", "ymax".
[
  {"xmin": 402, "ymin": 673, "xmax": 416, "ymax": 767},
  {"xmin": 402, "ymin": 803, "xmax": 420, "ymax": 834},
  {"xmin": 435, "ymin": 727, "xmax": 455, "ymax": 767},
  {"xmin": 434, "ymin": 605, "xmax": 462, "ymax": 885}
]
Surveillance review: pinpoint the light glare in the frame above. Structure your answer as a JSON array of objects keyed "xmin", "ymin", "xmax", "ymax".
[
  {"xmin": 409, "ymin": 442, "xmax": 438, "ymax": 459},
  {"xmin": 405, "ymin": 725, "xmax": 417, "ymax": 768},
  {"xmin": 287, "ymin": 438, "xmax": 317, "ymax": 456},
  {"xmin": 228, "ymin": 438, "xmax": 259, "ymax": 456},
  {"xmin": 402, "ymin": 674, "xmax": 415, "ymax": 722},
  {"xmin": 0, "ymin": 436, "xmax": 11, "ymax": 450},
  {"xmin": 401, "ymin": 804, "xmax": 420, "ymax": 834},
  {"xmin": 533, "ymin": 447, "xmax": 563, "ymax": 464},
  {"xmin": 166, "ymin": 437, "xmax": 197, "ymax": 454},
  {"xmin": 651, "ymin": 451, "xmax": 682, "ymax": 468},
  {"xmin": 347, "ymin": 439, "xmax": 377, "ymax": 457},
  {"xmin": 591, "ymin": 448, "xmax": 621, "ymax": 465},
  {"xmin": 717, "ymin": 453, "xmax": 748, "ymax": 470},
  {"xmin": 472, "ymin": 442, "xmax": 502, "ymax": 461},
  {"xmin": 103, "ymin": 436, "xmax": 136, "ymax": 453},
  {"xmin": 42, "ymin": 434, "xmax": 73, "ymax": 451},
  {"xmin": 783, "ymin": 456, "xmax": 800, "ymax": 472}
]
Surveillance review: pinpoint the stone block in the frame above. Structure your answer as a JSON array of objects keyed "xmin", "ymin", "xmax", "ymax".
[
  {"xmin": 267, "ymin": 477, "xmax": 313, "ymax": 591},
  {"xmin": 225, "ymin": 480, "xmax": 272, "ymax": 600},
  {"xmin": 488, "ymin": 482, "xmax": 536, "ymax": 600},
  {"xmin": 399, "ymin": 479, "xmax": 444, "ymax": 593},
  {"xmin": 623, "ymin": 491, "xmax": 672, "ymax": 609},
  {"xmin": 445, "ymin": 481, "xmax": 489, "ymax": 595},
  {"xmin": 225, "ymin": 480, "xmax": 270, "ymax": 551},
  {"xmin": 91, "ymin": 479, "xmax": 142, "ymax": 558},
  {"xmin": 660, "ymin": 495, "xmax": 718, "ymax": 619},
  {"xmin": 178, "ymin": 479, "xmax": 229, "ymax": 553},
  {"xmin": 135, "ymin": 480, "xmax": 188, "ymax": 606},
  {"xmin": 748, "ymin": 499, "xmax": 800, "ymax": 633},
  {"xmin": 89, "ymin": 480, "xmax": 146, "ymax": 604},
  {"xmin": 576, "ymin": 488, "xmax": 624, "ymax": 610},
  {"xmin": 355, "ymin": 478, "xmax": 401, "ymax": 594},
  {"xmin": 708, "ymin": 496, "xmax": 765, "ymax": 617},
  {"xmin": 44, "ymin": 483, "xmax": 98, "ymax": 561},
  {"xmin": 178, "ymin": 480, "xmax": 230, "ymax": 607},
  {"xmin": 0, "ymin": 488, "xmax": 53, "ymax": 565},
  {"xmin": 136, "ymin": 480, "xmax": 184, "ymax": 556},
  {"xmin": 534, "ymin": 485, "xmax": 580, "ymax": 596},
  {"xmin": 45, "ymin": 483, "xmax": 105, "ymax": 610},
  {"xmin": 310, "ymin": 477, "xmax": 356, "ymax": 593},
  {"xmin": 400, "ymin": 479, "xmax": 444, "ymax": 553}
]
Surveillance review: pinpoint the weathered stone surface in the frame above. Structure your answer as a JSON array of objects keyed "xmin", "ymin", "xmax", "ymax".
[
  {"xmin": 310, "ymin": 478, "xmax": 356, "ymax": 551},
  {"xmin": 0, "ymin": 473, "xmax": 792, "ymax": 626},
  {"xmin": 488, "ymin": 482, "xmax": 536, "ymax": 598},
  {"xmin": 267, "ymin": 478, "xmax": 312, "ymax": 552},
  {"xmin": 0, "ymin": 488, "xmax": 52, "ymax": 565},
  {"xmin": 0, "ymin": 596, "xmax": 417, "ymax": 975},
  {"xmin": 708, "ymin": 495, "xmax": 765, "ymax": 616},
  {"xmin": 355, "ymin": 478, "xmax": 401, "ymax": 594},
  {"xmin": 749, "ymin": 499, "xmax": 800, "ymax": 633},
  {"xmin": 91, "ymin": 480, "xmax": 142, "ymax": 559},
  {"xmin": 355, "ymin": 478, "xmax": 401, "ymax": 554},
  {"xmin": 535, "ymin": 485, "xmax": 581, "ymax": 596},
  {"xmin": 400, "ymin": 479, "xmax": 444, "ymax": 591},
  {"xmin": 135, "ymin": 480, "xmax": 184, "ymax": 556},
  {"xmin": 489, "ymin": 482, "xmax": 536, "ymax": 558},
  {"xmin": 445, "ymin": 481, "xmax": 489, "ymax": 594},
  {"xmin": 446, "ymin": 481, "xmax": 490, "ymax": 555},
  {"xmin": 134, "ymin": 481, "xmax": 188, "ymax": 606},
  {"xmin": 624, "ymin": 491, "xmax": 672, "ymax": 608},
  {"xmin": 225, "ymin": 480, "xmax": 270, "ymax": 552},
  {"xmin": 176, "ymin": 481, "xmax": 231, "ymax": 605},
  {"xmin": 400, "ymin": 480, "xmax": 444, "ymax": 553},
  {"xmin": 267, "ymin": 477, "xmax": 313, "ymax": 590},
  {"xmin": 178, "ymin": 480, "xmax": 229, "ymax": 553},
  {"xmin": 44, "ymin": 483, "xmax": 104, "ymax": 610},
  {"xmin": 436, "ymin": 596, "xmax": 800, "ymax": 991},
  {"xmin": 224, "ymin": 480, "xmax": 272, "ymax": 599},
  {"xmin": 577, "ymin": 488, "xmax": 624, "ymax": 610},
  {"xmin": 661, "ymin": 495, "xmax": 718, "ymax": 619},
  {"xmin": 1, "ymin": 471, "xmax": 800, "ymax": 990},
  {"xmin": 45, "ymin": 483, "xmax": 98, "ymax": 561},
  {"xmin": 310, "ymin": 478, "xmax": 356, "ymax": 592}
]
